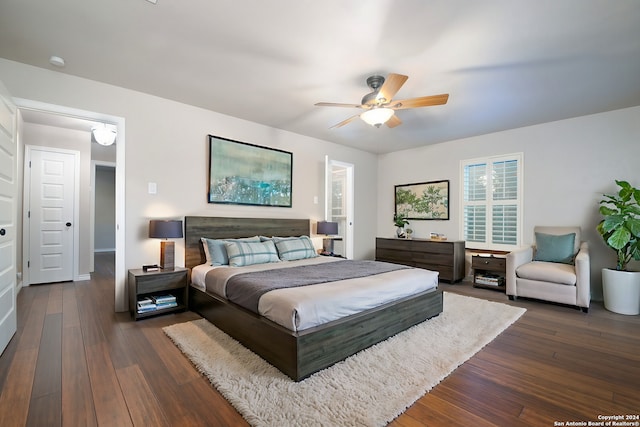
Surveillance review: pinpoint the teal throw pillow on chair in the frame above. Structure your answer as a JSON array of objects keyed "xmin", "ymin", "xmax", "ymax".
[{"xmin": 534, "ymin": 232, "xmax": 576, "ymax": 264}]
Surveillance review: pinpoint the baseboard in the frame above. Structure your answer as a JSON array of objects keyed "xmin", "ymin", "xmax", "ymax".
[{"xmin": 76, "ymin": 274, "xmax": 91, "ymax": 281}]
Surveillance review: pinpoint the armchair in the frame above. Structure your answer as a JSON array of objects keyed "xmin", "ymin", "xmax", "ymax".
[{"xmin": 506, "ymin": 226, "xmax": 590, "ymax": 312}]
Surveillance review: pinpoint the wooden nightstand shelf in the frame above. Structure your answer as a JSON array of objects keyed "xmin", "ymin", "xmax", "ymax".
[
  {"xmin": 472, "ymin": 255, "xmax": 506, "ymax": 291},
  {"xmin": 128, "ymin": 267, "xmax": 188, "ymax": 320}
]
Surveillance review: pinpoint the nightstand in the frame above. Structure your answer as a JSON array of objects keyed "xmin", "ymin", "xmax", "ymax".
[
  {"xmin": 472, "ymin": 255, "xmax": 506, "ymax": 291},
  {"xmin": 128, "ymin": 267, "xmax": 188, "ymax": 320}
]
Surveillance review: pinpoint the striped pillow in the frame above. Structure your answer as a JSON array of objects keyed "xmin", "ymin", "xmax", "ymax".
[
  {"xmin": 201, "ymin": 236, "xmax": 260, "ymax": 265},
  {"xmin": 224, "ymin": 240, "xmax": 280, "ymax": 267},
  {"xmin": 273, "ymin": 236, "xmax": 318, "ymax": 261}
]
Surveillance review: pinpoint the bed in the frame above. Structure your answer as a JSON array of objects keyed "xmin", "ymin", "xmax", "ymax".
[{"xmin": 185, "ymin": 216, "xmax": 443, "ymax": 381}]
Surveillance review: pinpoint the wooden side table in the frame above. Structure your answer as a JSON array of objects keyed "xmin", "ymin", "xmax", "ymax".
[
  {"xmin": 472, "ymin": 255, "xmax": 506, "ymax": 291},
  {"xmin": 128, "ymin": 267, "xmax": 188, "ymax": 320}
]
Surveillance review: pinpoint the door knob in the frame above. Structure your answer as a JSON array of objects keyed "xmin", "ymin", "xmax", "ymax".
[
  {"xmin": 66, "ymin": 222, "xmax": 72, "ymax": 227},
  {"xmin": 0, "ymin": 228, "xmax": 5, "ymax": 236}
]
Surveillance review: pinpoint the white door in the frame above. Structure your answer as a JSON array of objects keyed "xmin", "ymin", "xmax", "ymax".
[
  {"xmin": 325, "ymin": 157, "xmax": 354, "ymax": 259},
  {"xmin": 26, "ymin": 147, "xmax": 77, "ymax": 284},
  {"xmin": 0, "ymin": 79, "xmax": 17, "ymax": 354}
]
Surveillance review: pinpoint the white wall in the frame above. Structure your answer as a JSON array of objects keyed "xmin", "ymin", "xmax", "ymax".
[
  {"xmin": 378, "ymin": 106, "xmax": 640, "ymax": 299},
  {"xmin": 0, "ymin": 58, "xmax": 378, "ymax": 310}
]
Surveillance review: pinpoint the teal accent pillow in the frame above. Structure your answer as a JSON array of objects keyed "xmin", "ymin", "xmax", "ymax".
[
  {"xmin": 201, "ymin": 236, "xmax": 260, "ymax": 266},
  {"xmin": 534, "ymin": 232, "xmax": 576, "ymax": 264},
  {"xmin": 225, "ymin": 240, "xmax": 280, "ymax": 267},
  {"xmin": 273, "ymin": 236, "xmax": 318, "ymax": 261}
]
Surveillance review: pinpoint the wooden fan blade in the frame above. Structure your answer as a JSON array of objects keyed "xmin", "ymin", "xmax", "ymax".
[
  {"xmin": 315, "ymin": 102, "xmax": 363, "ymax": 109},
  {"xmin": 390, "ymin": 94, "xmax": 449, "ymax": 110},
  {"xmin": 386, "ymin": 114, "xmax": 402, "ymax": 128},
  {"xmin": 376, "ymin": 73, "xmax": 408, "ymax": 103},
  {"xmin": 330, "ymin": 114, "xmax": 360, "ymax": 129}
]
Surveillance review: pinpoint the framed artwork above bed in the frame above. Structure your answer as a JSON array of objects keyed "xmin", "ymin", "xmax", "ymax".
[{"xmin": 208, "ymin": 135, "xmax": 293, "ymax": 207}]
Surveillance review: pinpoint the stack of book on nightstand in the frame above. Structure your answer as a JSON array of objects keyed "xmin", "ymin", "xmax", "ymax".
[
  {"xmin": 475, "ymin": 273, "xmax": 505, "ymax": 287},
  {"xmin": 152, "ymin": 294, "xmax": 178, "ymax": 310},
  {"xmin": 137, "ymin": 297, "xmax": 157, "ymax": 314}
]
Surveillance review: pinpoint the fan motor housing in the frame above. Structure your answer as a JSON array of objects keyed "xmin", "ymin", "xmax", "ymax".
[{"xmin": 362, "ymin": 75, "xmax": 385, "ymax": 106}]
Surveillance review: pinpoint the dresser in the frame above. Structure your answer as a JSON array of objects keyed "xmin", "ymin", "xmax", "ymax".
[{"xmin": 375, "ymin": 238, "xmax": 466, "ymax": 283}]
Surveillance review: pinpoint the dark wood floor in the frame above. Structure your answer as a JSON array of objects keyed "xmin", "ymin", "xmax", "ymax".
[{"xmin": 0, "ymin": 253, "xmax": 638, "ymax": 426}]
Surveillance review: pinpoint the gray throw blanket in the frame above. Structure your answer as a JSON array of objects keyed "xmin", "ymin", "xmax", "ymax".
[{"xmin": 226, "ymin": 260, "xmax": 409, "ymax": 313}]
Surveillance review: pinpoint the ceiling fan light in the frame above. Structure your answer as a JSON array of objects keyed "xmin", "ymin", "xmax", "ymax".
[
  {"xmin": 92, "ymin": 124, "xmax": 117, "ymax": 146},
  {"xmin": 361, "ymin": 108, "xmax": 394, "ymax": 128}
]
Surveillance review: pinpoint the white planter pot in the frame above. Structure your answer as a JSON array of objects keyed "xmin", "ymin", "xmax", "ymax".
[{"xmin": 602, "ymin": 268, "xmax": 640, "ymax": 315}]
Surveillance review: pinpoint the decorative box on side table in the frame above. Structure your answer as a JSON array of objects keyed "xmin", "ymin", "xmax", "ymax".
[
  {"xmin": 472, "ymin": 255, "xmax": 506, "ymax": 291},
  {"xmin": 128, "ymin": 267, "xmax": 188, "ymax": 320}
]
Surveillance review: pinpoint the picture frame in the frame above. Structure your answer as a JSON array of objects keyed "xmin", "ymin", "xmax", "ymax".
[
  {"xmin": 208, "ymin": 135, "xmax": 292, "ymax": 207},
  {"xmin": 395, "ymin": 180, "xmax": 449, "ymax": 220}
]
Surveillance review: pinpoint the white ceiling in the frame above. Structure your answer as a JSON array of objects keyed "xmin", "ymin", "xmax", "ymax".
[{"xmin": 1, "ymin": 0, "xmax": 639, "ymax": 154}]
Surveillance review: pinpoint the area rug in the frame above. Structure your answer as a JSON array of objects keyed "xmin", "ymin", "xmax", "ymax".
[{"xmin": 163, "ymin": 292, "xmax": 526, "ymax": 427}]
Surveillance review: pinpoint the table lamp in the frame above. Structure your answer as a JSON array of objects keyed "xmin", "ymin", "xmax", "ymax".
[
  {"xmin": 317, "ymin": 221, "xmax": 339, "ymax": 255},
  {"xmin": 149, "ymin": 219, "xmax": 183, "ymax": 270}
]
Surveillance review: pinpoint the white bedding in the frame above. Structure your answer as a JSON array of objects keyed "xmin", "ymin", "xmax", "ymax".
[{"xmin": 191, "ymin": 257, "xmax": 439, "ymax": 332}]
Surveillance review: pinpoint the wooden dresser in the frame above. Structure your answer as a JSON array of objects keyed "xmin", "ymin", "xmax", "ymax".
[{"xmin": 375, "ymin": 238, "xmax": 466, "ymax": 283}]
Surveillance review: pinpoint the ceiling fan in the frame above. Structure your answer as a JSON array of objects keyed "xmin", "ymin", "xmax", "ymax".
[{"xmin": 315, "ymin": 73, "xmax": 449, "ymax": 129}]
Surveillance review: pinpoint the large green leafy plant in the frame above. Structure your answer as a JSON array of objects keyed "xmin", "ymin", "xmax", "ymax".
[{"xmin": 597, "ymin": 180, "xmax": 640, "ymax": 271}]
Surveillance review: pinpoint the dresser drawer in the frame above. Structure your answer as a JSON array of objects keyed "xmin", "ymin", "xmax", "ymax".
[
  {"xmin": 376, "ymin": 238, "xmax": 412, "ymax": 251},
  {"xmin": 375, "ymin": 237, "xmax": 465, "ymax": 283},
  {"xmin": 412, "ymin": 251, "xmax": 454, "ymax": 267},
  {"xmin": 411, "ymin": 240, "xmax": 454, "ymax": 255}
]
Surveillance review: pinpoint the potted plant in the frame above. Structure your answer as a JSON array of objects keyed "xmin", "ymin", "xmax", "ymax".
[
  {"xmin": 597, "ymin": 180, "xmax": 640, "ymax": 315},
  {"xmin": 393, "ymin": 213, "xmax": 409, "ymax": 238}
]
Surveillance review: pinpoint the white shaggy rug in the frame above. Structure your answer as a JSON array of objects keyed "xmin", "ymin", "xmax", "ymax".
[{"xmin": 163, "ymin": 292, "xmax": 526, "ymax": 427}]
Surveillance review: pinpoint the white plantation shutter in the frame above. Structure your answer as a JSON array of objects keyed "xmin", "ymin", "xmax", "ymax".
[
  {"xmin": 461, "ymin": 154, "xmax": 522, "ymax": 249},
  {"xmin": 463, "ymin": 205, "xmax": 486, "ymax": 243},
  {"xmin": 463, "ymin": 162, "xmax": 487, "ymax": 243}
]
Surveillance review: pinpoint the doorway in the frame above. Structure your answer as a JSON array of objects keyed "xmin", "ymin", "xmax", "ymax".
[
  {"xmin": 90, "ymin": 162, "xmax": 116, "ymax": 272},
  {"xmin": 15, "ymin": 98, "xmax": 127, "ymax": 311},
  {"xmin": 325, "ymin": 157, "xmax": 354, "ymax": 259}
]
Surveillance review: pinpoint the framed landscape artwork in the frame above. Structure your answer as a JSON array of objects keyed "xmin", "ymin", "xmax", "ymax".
[
  {"xmin": 395, "ymin": 180, "xmax": 450, "ymax": 220},
  {"xmin": 208, "ymin": 135, "xmax": 293, "ymax": 207}
]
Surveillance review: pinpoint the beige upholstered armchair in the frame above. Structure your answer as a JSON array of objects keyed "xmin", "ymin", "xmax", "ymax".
[{"xmin": 506, "ymin": 226, "xmax": 590, "ymax": 312}]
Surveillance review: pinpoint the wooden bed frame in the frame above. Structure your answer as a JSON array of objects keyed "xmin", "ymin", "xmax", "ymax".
[{"xmin": 185, "ymin": 216, "xmax": 443, "ymax": 381}]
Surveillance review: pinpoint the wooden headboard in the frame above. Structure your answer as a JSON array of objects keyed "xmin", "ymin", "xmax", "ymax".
[{"xmin": 184, "ymin": 216, "xmax": 311, "ymax": 269}]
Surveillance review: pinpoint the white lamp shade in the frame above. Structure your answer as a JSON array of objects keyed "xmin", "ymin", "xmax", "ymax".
[
  {"xmin": 92, "ymin": 124, "xmax": 117, "ymax": 146},
  {"xmin": 361, "ymin": 108, "xmax": 394, "ymax": 127}
]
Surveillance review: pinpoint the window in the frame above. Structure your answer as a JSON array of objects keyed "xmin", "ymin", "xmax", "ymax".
[{"xmin": 461, "ymin": 153, "xmax": 523, "ymax": 250}]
